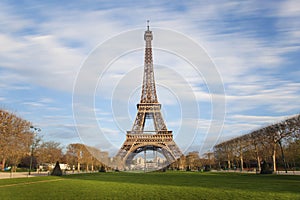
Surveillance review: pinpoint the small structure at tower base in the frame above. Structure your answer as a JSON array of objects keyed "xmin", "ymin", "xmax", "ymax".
[{"xmin": 51, "ymin": 161, "xmax": 63, "ymax": 176}]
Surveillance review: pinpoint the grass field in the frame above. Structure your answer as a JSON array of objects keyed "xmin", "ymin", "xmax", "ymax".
[{"xmin": 0, "ymin": 171, "xmax": 299, "ymax": 200}]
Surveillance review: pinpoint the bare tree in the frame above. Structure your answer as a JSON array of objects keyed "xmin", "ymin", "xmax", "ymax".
[{"xmin": 213, "ymin": 114, "xmax": 300, "ymax": 173}]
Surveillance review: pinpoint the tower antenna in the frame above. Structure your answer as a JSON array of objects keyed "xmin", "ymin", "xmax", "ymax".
[{"xmin": 147, "ymin": 20, "xmax": 150, "ymax": 31}]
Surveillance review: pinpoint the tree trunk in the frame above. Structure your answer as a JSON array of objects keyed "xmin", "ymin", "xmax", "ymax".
[
  {"xmin": 227, "ymin": 153, "xmax": 231, "ymax": 169},
  {"xmin": 257, "ymin": 156, "xmax": 261, "ymax": 172},
  {"xmin": 240, "ymin": 155, "xmax": 243, "ymax": 171},
  {"xmin": 272, "ymin": 143, "xmax": 277, "ymax": 172},
  {"xmin": 255, "ymin": 145, "xmax": 261, "ymax": 171},
  {"xmin": 227, "ymin": 160, "xmax": 231, "ymax": 169},
  {"xmin": 1, "ymin": 158, "xmax": 5, "ymax": 171},
  {"xmin": 13, "ymin": 165, "xmax": 17, "ymax": 172},
  {"xmin": 77, "ymin": 162, "xmax": 80, "ymax": 172}
]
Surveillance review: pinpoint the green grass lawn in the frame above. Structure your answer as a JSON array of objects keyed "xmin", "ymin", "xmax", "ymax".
[{"xmin": 0, "ymin": 171, "xmax": 299, "ymax": 200}]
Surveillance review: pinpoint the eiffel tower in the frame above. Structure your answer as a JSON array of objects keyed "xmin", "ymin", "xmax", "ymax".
[{"xmin": 116, "ymin": 22, "xmax": 182, "ymax": 169}]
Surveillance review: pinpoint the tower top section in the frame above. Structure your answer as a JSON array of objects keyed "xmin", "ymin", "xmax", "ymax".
[
  {"xmin": 140, "ymin": 20, "xmax": 158, "ymax": 103},
  {"xmin": 144, "ymin": 20, "xmax": 153, "ymax": 42}
]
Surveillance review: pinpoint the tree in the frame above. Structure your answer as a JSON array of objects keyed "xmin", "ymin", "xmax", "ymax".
[
  {"xmin": 65, "ymin": 143, "xmax": 109, "ymax": 172},
  {"xmin": 284, "ymin": 139, "xmax": 300, "ymax": 169},
  {"xmin": 0, "ymin": 109, "xmax": 33, "ymax": 171},
  {"xmin": 185, "ymin": 151, "xmax": 201, "ymax": 171},
  {"xmin": 202, "ymin": 152, "xmax": 214, "ymax": 169},
  {"xmin": 85, "ymin": 146, "xmax": 108, "ymax": 171},
  {"xmin": 36, "ymin": 141, "xmax": 63, "ymax": 166},
  {"xmin": 66, "ymin": 143, "xmax": 86, "ymax": 172}
]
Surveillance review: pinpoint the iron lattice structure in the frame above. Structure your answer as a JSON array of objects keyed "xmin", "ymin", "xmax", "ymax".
[{"xmin": 116, "ymin": 24, "xmax": 182, "ymax": 168}]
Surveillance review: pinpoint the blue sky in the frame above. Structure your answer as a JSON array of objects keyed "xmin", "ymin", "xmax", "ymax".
[{"xmin": 1, "ymin": 0, "xmax": 300, "ymax": 156}]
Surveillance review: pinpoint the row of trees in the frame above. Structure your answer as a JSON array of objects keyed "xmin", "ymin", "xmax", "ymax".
[
  {"xmin": 7, "ymin": 140, "xmax": 109, "ymax": 172},
  {"xmin": 169, "ymin": 151, "xmax": 213, "ymax": 171},
  {"xmin": 0, "ymin": 109, "xmax": 109, "ymax": 172},
  {"xmin": 169, "ymin": 115, "xmax": 300, "ymax": 172},
  {"xmin": 213, "ymin": 114, "xmax": 300, "ymax": 172},
  {"xmin": 21, "ymin": 142, "xmax": 109, "ymax": 172},
  {"xmin": 64, "ymin": 143, "xmax": 109, "ymax": 172}
]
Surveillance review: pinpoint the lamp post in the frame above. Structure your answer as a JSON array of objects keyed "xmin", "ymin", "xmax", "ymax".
[{"xmin": 28, "ymin": 126, "xmax": 41, "ymax": 175}]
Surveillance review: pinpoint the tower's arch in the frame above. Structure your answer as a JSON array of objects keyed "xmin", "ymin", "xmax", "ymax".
[{"xmin": 124, "ymin": 144, "xmax": 177, "ymax": 166}]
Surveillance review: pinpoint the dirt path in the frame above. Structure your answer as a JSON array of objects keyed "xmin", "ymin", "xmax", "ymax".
[{"xmin": 0, "ymin": 172, "xmax": 49, "ymax": 179}]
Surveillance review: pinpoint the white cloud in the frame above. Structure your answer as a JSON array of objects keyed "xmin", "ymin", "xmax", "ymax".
[
  {"xmin": 225, "ymin": 80, "xmax": 300, "ymax": 114},
  {"xmin": 22, "ymin": 102, "xmax": 44, "ymax": 108},
  {"xmin": 277, "ymin": 0, "xmax": 300, "ymax": 17},
  {"xmin": 0, "ymin": 2, "xmax": 33, "ymax": 33},
  {"xmin": 228, "ymin": 114, "xmax": 288, "ymax": 124}
]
